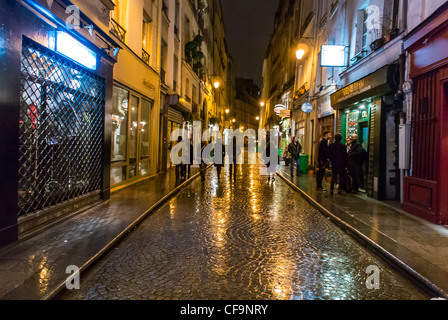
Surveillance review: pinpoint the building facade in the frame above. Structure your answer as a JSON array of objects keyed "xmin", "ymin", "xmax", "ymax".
[
  {"xmin": 0, "ymin": 0, "xmax": 234, "ymax": 247},
  {"xmin": 233, "ymin": 78, "xmax": 261, "ymax": 132},
  {"xmin": 261, "ymin": 0, "xmax": 448, "ymax": 223},
  {"xmin": 402, "ymin": 0, "xmax": 448, "ymax": 225},
  {"xmin": 0, "ymin": 0, "xmax": 118, "ymax": 246}
]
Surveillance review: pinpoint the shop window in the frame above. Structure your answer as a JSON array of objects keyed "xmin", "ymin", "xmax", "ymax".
[
  {"xmin": 18, "ymin": 37, "xmax": 105, "ymax": 216},
  {"xmin": 142, "ymin": 10, "xmax": 152, "ymax": 65},
  {"xmin": 128, "ymin": 96, "xmax": 139, "ymax": 179},
  {"xmin": 139, "ymin": 99, "xmax": 153, "ymax": 176},
  {"xmin": 111, "ymin": 86, "xmax": 129, "ymax": 184}
]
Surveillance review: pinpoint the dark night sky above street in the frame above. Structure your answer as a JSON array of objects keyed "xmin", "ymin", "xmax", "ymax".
[{"xmin": 221, "ymin": 0, "xmax": 278, "ymax": 88}]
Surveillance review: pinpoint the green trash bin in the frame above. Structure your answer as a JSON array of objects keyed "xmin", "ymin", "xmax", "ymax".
[{"xmin": 299, "ymin": 154, "xmax": 309, "ymax": 174}]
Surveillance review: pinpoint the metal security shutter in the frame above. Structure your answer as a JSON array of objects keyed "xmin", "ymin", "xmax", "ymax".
[
  {"xmin": 18, "ymin": 37, "xmax": 105, "ymax": 216},
  {"xmin": 168, "ymin": 107, "xmax": 183, "ymax": 124}
]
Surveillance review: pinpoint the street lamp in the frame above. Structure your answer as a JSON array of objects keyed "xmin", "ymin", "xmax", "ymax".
[
  {"xmin": 214, "ymin": 81, "xmax": 220, "ymax": 89},
  {"xmin": 225, "ymin": 109, "xmax": 230, "ymax": 114},
  {"xmin": 260, "ymin": 101, "xmax": 265, "ymax": 107},
  {"xmin": 296, "ymin": 49, "xmax": 305, "ymax": 60},
  {"xmin": 256, "ymin": 116, "xmax": 260, "ymax": 121}
]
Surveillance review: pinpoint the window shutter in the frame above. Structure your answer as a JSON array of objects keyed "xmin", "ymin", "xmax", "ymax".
[{"xmin": 355, "ymin": 10, "xmax": 365, "ymax": 55}]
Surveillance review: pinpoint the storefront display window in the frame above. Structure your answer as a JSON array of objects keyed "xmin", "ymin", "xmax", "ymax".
[
  {"xmin": 111, "ymin": 85, "xmax": 154, "ymax": 186},
  {"xmin": 111, "ymin": 86, "xmax": 129, "ymax": 162},
  {"xmin": 129, "ymin": 96, "xmax": 139, "ymax": 179},
  {"xmin": 346, "ymin": 110, "xmax": 359, "ymax": 137},
  {"xmin": 139, "ymin": 98, "xmax": 153, "ymax": 176}
]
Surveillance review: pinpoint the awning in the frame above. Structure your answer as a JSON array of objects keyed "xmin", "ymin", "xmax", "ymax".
[{"xmin": 330, "ymin": 64, "xmax": 399, "ymax": 110}]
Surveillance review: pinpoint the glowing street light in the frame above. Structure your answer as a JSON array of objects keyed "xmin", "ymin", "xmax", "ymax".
[
  {"xmin": 214, "ymin": 81, "xmax": 220, "ymax": 89},
  {"xmin": 256, "ymin": 116, "xmax": 260, "ymax": 121},
  {"xmin": 225, "ymin": 109, "xmax": 230, "ymax": 114},
  {"xmin": 260, "ymin": 101, "xmax": 265, "ymax": 107},
  {"xmin": 296, "ymin": 48, "xmax": 305, "ymax": 60}
]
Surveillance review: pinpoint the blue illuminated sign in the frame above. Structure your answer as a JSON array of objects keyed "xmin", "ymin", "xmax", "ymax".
[
  {"xmin": 301, "ymin": 102, "xmax": 313, "ymax": 114},
  {"xmin": 50, "ymin": 31, "xmax": 97, "ymax": 70}
]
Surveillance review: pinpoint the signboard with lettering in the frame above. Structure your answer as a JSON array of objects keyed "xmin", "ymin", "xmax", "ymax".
[{"xmin": 330, "ymin": 65, "xmax": 398, "ymax": 110}]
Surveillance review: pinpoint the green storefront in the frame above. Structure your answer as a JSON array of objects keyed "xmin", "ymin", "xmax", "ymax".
[{"xmin": 330, "ymin": 64, "xmax": 399, "ymax": 200}]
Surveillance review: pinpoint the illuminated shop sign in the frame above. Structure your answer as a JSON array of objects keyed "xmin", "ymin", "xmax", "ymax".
[
  {"xmin": 321, "ymin": 45, "xmax": 346, "ymax": 68},
  {"xmin": 274, "ymin": 104, "xmax": 286, "ymax": 114},
  {"xmin": 301, "ymin": 102, "xmax": 313, "ymax": 114},
  {"xmin": 49, "ymin": 31, "xmax": 97, "ymax": 70}
]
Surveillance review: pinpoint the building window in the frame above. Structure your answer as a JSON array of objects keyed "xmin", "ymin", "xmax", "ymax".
[
  {"xmin": 142, "ymin": 10, "xmax": 152, "ymax": 65},
  {"xmin": 161, "ymin": 40, "xmax": 168, "ymax": 84},
  {"xmin": 111, "ymin": 86, "xmax": 129, "ymax": 185},
  {"xmin": 111, "ymin": 0, "xmax": 128, "ymax": 42},
  {"xmin": 111, "ymin": 85, "xmax": 154, "ymax": 185},
  {"xmin": 362, "ymin": 9, "xmax": 369, "ymax": 54}
]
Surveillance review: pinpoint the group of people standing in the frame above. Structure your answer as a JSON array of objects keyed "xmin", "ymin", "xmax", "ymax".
[
  {"xmin": 316, "ymin": 131, "xmax": 367, "ymax": 195},
  {"xmin": 174, "ymin": 136, "xmax": 241, "ymax": 182}
]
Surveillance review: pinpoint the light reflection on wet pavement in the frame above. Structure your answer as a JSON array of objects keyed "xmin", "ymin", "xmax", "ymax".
[{"xmin": 58, "ymin": 164, "xmax": 429, "ymax": 300}]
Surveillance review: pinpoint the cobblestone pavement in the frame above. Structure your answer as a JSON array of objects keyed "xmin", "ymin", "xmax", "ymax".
[{"xmin": 58, "ymin": 164, "xmax": 429, "ymax": 300}]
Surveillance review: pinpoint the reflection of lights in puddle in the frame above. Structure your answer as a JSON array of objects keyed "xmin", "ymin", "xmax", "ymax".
[
  {"xmin": 274, "ymin": 287, "xmax": 282, "ymax": 294},
  {"xmin": 252, "ymin": 214, "xmax": 261, "ymax": 220}
]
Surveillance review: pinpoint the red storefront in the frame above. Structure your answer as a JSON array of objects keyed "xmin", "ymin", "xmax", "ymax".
[{"xmin": 403, "ymin": 4, "xmax": 448, "ymax": 225}]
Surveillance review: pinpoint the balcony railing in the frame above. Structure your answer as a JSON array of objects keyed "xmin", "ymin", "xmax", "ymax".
[
  {"xmin": 110, "ymin": 18, "xmax": 126, "ymax": 43},
  {"xmin": 142, "ymin": 49, "xmax": 150, "ymax": 66}
]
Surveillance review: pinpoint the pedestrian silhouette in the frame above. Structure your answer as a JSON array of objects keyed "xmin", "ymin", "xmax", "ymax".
[{"xmin": 328, "ymin": 133, "xmax": 349, "ymax": 195}]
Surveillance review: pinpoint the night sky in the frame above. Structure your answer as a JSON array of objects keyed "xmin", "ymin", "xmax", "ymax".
[{"xmin": 220, "ymin": 0, "xmax": 278, "ymax": 88}]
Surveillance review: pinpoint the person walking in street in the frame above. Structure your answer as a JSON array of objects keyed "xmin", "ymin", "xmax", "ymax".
[
  {"xmin": 263, "ymin": 132, "xmax": 276, "ymax": 181},
  {"xmin": 200, "ymin": 140, "xmax": 208, "ymax": 182},
  {"xmin": 175, "ymin": 136, "xmax": 186, "ymax": 180},
  {"xmin": 187, "ymin": 139, "xmax": 194, "ymax": 178},
  {"xmin": 229, "ymin": 136, "xmax": 239, "ymax": 180},
  {"xmin": 316, "ymin": 131, "xmax": 331, "ymax": 191},
  {"xmin": 288, "ymin": 136, "xmax": 302, "ymax": 177},
  {"xmin": 328, "ymin": 133, "xmax": 349, "ymax": 195},
  {"xmin": 214, "ymin": 138, "xmax": 226, "ymax": 180},
  {"xmin": 348, "ymin": 134, "xmax": 364, "ymax": 193}
]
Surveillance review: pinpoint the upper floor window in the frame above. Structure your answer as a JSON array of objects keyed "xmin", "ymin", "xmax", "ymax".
[
  {"xmin": 142, "ymin": 11, "xmax": 152, "ymax": 52},
  {"xmin": 111, "ymin": 0, "xmax": 128, "ymax": 42}
]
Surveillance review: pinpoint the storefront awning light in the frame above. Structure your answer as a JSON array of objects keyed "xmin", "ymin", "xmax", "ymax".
[{"xmin": 50, "ymin": 31, "xmax": 97, "ymax": 70}]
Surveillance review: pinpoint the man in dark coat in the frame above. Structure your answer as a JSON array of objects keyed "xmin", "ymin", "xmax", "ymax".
[
  {"xmin": 328, "ymin": 133, "xmax": 349, "ymax": 195},
  {"xmin": 214, "ymin": 138, "xmax": 226, "ymax": 180},
  {"xmin": 229, "ymin": 136, "xmax": 239, "ymax": 180},
  {"xmin": 316, "ymin": 131, "xmax": 331, "ymax": 191},
  {"xmin": 348, "ymin": 134, "xmax": 364, "ymax": 193},
  {"xmin": 288, "ymin": 136, "xmax": 302, "ymax": 177}
]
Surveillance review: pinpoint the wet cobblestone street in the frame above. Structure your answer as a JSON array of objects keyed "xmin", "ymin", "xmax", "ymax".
[{"xmin": 58, "ymin": 165, "xmax": 429, "ymax": 300}]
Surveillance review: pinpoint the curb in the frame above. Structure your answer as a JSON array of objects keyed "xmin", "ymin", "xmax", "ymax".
[
  {"xmin": 277, "ymin": 171, "xmax": 448, "ymax": 300},
  {"xmin": 42, "ymin": 165, "xmax": 213, "ymax": 300}
]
